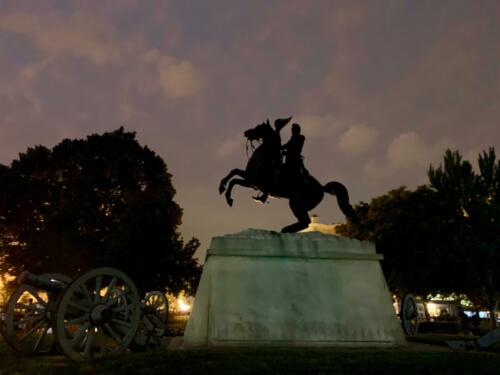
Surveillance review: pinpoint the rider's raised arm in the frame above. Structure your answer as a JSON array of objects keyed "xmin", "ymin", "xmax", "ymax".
[{"xmin": 274, "ymin": 117, "xmax": 293, "ymax": 133}]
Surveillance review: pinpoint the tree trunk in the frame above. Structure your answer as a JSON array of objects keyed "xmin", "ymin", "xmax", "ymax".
[
  {"xmin": 423, "ymin": 298, "xmax": 431, "ymax": 321},
  {"xmin": 482, "ymin": 287, "xmax": 498, "ymax": 330},
  {"xmin": 488, "ymin": 307, "xmax": 497, "ymax": 330},
  {"xmin": 493, "ymin": 298, "xmax": 500, "ymax": 330}
]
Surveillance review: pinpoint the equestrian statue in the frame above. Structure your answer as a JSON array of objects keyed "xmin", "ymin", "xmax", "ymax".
[{"xmin": 219, "ymin": 117, "xmax": 357, "ymax": 233}]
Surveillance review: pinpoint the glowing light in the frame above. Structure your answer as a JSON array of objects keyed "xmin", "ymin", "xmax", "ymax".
[
  {"xmin": 426, "ymin": 302, "xmax": 439, "ymax": 317},
  {"xmin": 178, "ymin": 298, "xmax": 191, "ymax": 313},
  {"xmin": 0, "ymin": 272, "xmax": 15, "ymax": 305},
  {"xmin": 166, "ymin": 291, "xmax": 193, "ymax": 313}
]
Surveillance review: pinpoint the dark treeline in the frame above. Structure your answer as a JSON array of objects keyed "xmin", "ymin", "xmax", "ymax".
[
  {"xmin": 338, "ymin": 148, "xmax": 500, "ymax": 329},
  {"xmin": 0, "ymin": 128, "xmax": 201, "ymax": 295}
]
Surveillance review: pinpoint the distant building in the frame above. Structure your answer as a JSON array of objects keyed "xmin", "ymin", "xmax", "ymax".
[{"xmin": 301, "ymin": 214, "xmax": 341, "ymax": 235}]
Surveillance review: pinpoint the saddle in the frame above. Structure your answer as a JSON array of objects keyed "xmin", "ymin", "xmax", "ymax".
[{"xmin": 272, "ymin": 156, "xmax": 309, "ymax": 188}]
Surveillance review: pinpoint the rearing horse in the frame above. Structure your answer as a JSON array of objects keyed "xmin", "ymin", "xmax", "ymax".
[{"xmin": 219, "ymin": 120, "xmax": 357, "ymax": 232}]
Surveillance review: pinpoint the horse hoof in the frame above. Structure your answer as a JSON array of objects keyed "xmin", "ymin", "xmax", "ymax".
[
  {"xmin": 219, "ymin": 184, "xmax": 226, "ymax": 194},
  {"xmin": 226, "ymin": 198, "xmax": 233, "ymax": 207}
]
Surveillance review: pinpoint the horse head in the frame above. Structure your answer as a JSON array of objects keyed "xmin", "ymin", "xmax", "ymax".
[{"xmin": 244, "ymin": 120, "xmax": 274, "ymax": 142}]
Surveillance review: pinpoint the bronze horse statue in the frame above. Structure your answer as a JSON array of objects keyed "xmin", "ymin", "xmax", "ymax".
[{"xmin": 219, "ymin": 119, "xmax": 357, "ymax": 233}]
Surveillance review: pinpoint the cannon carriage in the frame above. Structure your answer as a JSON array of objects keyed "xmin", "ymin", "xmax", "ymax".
[{"xmin": 1, "ymin": 267, "xmax": 168, "ymax": 362}]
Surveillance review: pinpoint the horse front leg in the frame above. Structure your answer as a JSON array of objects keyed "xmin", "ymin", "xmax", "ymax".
[
  {"xmin": 224, "ymin": 178, "xmax": 254, "ymax": 207},
  {"xmin": 219, "ymin": 169, "xmax": 246, "ymax": 194}
]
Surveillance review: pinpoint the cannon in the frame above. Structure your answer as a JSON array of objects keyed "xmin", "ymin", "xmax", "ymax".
[
  {"xmin": 399, "ymin": 294, "xmax": 419, "ymax": 336},
  {"xmin": 1, "ymin": 268, "xmax": 168, "ymax": 362},
  {"xmin": 131, "ymin": 291, "xmax": 169, "ymax": 351}
]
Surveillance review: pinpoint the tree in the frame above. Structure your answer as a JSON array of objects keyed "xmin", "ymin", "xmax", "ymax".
[
  {"xmin": 339, "ymin": 148, "xmax": 500, "ymax": 329},
  {"xmin": 429, "ymin": 149, "xmax": 500, "ymax": 328},
  {"xmin": 0, "ymin": 128, "xmax": 201, "ymax": 295},
  {"xmin": 337, "ymin": 186, "xmax": 451, "ymax": 298}
]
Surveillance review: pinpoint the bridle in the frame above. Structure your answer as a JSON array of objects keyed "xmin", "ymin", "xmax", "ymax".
[
  {"xmin": 245, "ymin": 138, "xmax": 260, "ymax": 159},
  {"xmin": 244, "ymin": 124, "xmax": 265, "ymax": 159}
]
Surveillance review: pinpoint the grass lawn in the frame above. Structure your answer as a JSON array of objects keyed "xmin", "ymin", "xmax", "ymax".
[{"xmin": 1, "ymin": 335, "xmax": 500, "ymax": 375}]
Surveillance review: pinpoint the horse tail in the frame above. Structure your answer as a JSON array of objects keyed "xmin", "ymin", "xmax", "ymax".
[{"xmin": 323, "ymin": 182, "xmax": 358, "ymax": 223}]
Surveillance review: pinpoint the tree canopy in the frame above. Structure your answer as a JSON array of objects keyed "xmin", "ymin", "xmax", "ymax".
[
  {"xmin": 0, "ymin": 128, "xmax": 201, "ymax": 295},
  {"xmin": 338, "ymin": 148, "xmax": 500, "ymax": 327},
  {"xmin": 337, "ymin": 186, "xmax": 449, "ymax": 296},
  {"xmin": 429, "ymin": 149, "xmax": 500, "ymax": 325}
]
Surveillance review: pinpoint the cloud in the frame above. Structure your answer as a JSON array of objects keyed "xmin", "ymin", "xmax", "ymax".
[
  {"xmin": 363, "ymin": 159, "xmax": 392, "ymax": 180},
  {"xmin": 293, "ymin": 114, "xmax": 349, "ymax": 138},
  {"xmin": 387, "ymin": 132, "xmax": 427, "ymax": 169},
  {"xmin": 142, "ymin": 49, "xmax": 204, "ymax": 99},
  {"xmin": 387, "ymin": 132, "xmax": 451, "ymax": 169},
  {"xmin": 327, "ymin": 4, "xmax": 367, "ymax": 34},
  {"xmin": 364, "ymin": 132, "xmax": 452, "ymax": 179},
  {"xmin": 159, "ymin": 60, "xmax": 203, "ymax": 99},
  {"xmin": 214, "ymin": 136, "xmax": 245, "ymax": 159},
  {"xmin": 0, "ymin": 12, "xmax": 122, "ymax": 64},
  {"xmin": 0, "ymin": 11, "xmax": 203, "ymax": 99},
  {"xmin": 337, "ymin": 124, "xmax": 377, "ymax": 154}
]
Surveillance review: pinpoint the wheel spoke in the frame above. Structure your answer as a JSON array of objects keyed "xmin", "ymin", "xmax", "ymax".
[
  {"xmin": 16, "ymin": 314, "xmax": 44, "ymax": 329},
  {"xmin": 68, "ymin": 315, "xmax": 90, "ymax": 326},
  {"xmin": 79, "ymin": 284, "xmax": 94, "ymax": 304},
  {"xmin": 33, "ymin": 324, "xmax": 49, "ymax": 351},
  {"xmin": 69, "ymin": 322, "xmax": 90, "ymax": 346},
  {"xmin": 111, "ymin": 318, "xmax": 132, "ymax": 329},
  {"xmin": 68, "ymin": 299, "xmax": 91, "ymax": 313},
  {"xmin": 102, "ymin": 277, "xmax": 118, "ymax": 304},
  {"xmin": 112, "ymin": 304, "xmax": 128, "ymax": 313},
  {"xmin": 19, "ymin": 320, "xmax": 45, "ymax": 341},
  {"xmin": 153, "ymin": 296, "xmax": 161, "ymax": 308},
  {"xmin": 95, "ymin": 276, "xmax": 102, "ymax": 303},
  {"xmin": 82, "ymin": 329, "xmax": 95, "ymax": 360},
  {"xmin": 104, "ymin": 323, "xmax": 124, "ymax": 344},
  {"xmin": 26, "ymin": 287, "xmax": 47, "ymax": 306}
]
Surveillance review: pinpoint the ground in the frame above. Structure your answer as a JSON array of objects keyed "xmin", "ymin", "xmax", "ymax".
[{"xmin": 1, "ymin": 335, "xmax": 500, "ymax": 375}]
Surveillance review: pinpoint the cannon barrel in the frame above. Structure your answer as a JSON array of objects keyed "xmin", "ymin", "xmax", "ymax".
[{"xmin": 17, "ymin": 271, "xmax": 68, "ymax": 293}]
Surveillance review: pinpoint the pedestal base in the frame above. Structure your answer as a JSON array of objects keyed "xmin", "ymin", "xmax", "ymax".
[{"xmin": 183, "ymin": 229, "xmax": 405, "ymax": 347}]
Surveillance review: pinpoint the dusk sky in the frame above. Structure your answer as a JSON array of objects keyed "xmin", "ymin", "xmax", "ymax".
[{"xmin": 0, "ymin": 1, "xmax": 498, "ymax": 261}]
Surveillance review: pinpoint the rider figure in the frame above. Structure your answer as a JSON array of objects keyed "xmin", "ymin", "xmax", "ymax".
[
  {"xmin": 253, "ymin": 122, "xmax": 305, "ymax": 204},
  {"xmin": 282, "ymin": 123, "xmax": 305, "ymax": 180}
]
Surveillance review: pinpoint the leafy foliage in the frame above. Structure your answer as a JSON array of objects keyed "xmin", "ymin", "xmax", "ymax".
[
  {"xmin": 337, "ymin": 186, "xmax": 448, "ymax": 296},
  {"xmin": 339, "ymin": 148, "xmax": 500, "ymax": 327},
  {"xmin": 0, "ymin": 128, "xmax": 201, "ymax": 295},
  {"xmin": 429, "ymin": 149, "xmax": 500, "ymax": 326}
]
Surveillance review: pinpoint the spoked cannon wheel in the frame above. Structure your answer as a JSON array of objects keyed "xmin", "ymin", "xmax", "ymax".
[
  {"xmin": 400, "ymin": 294, "xmax": 419, "ymax": 336},
  {"xmin": 1, "ymin": 273, "xmax": 70, "ymax": 355},
  {"xmin": 54, "ymin": 268, "xmax": 140, "ymax": 362},
  {"xmin": 130, "ymin": 291, "xmax": 168, "ymax": 351},
  {"xmin": 144, "ymin": 291, "xmax": 169, "ymax": 323}
]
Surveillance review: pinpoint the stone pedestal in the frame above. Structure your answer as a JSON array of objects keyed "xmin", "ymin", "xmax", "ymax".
[{"xmin": 183, "ymin": 229, "xmax": 405, "ymax": 347}]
